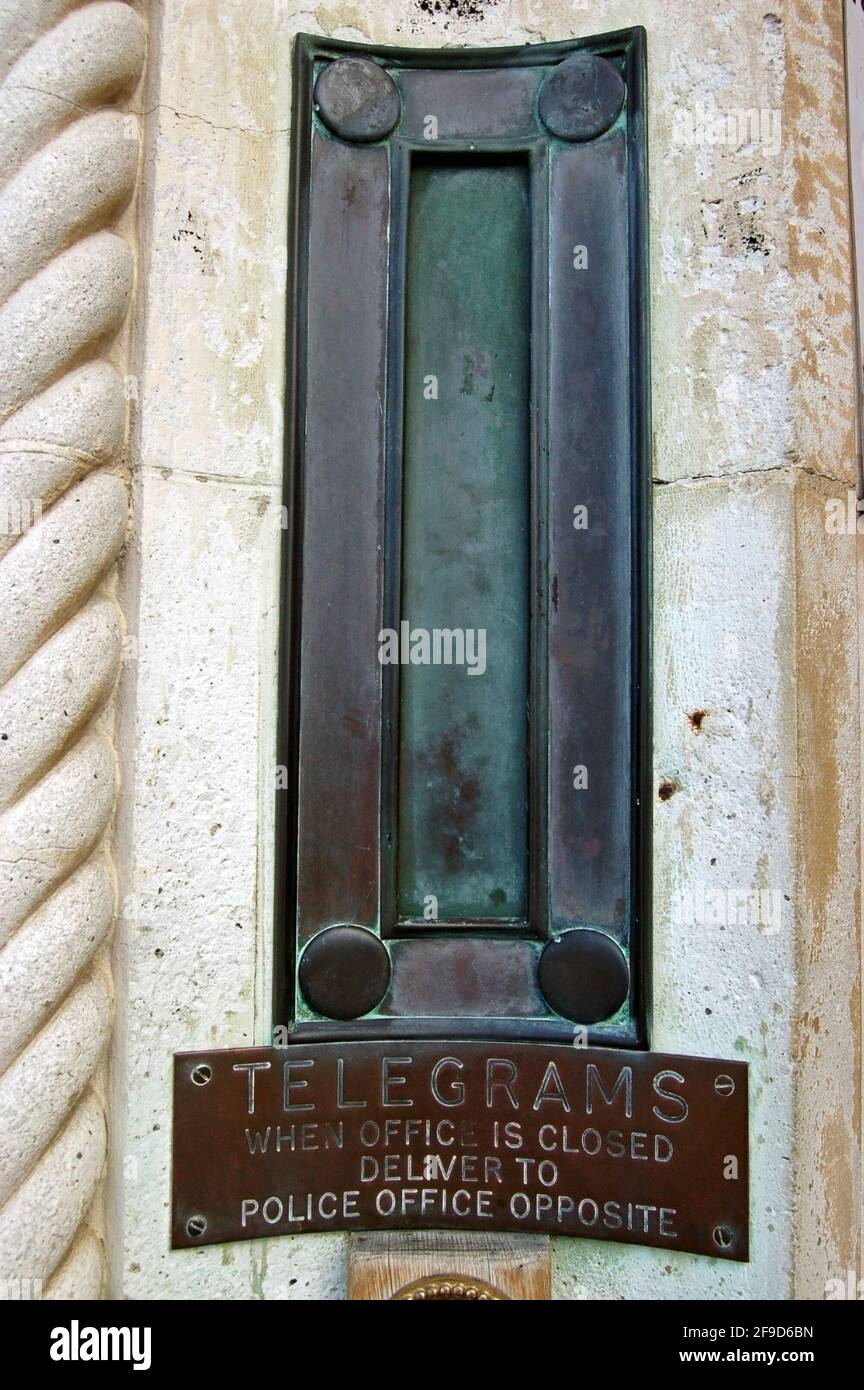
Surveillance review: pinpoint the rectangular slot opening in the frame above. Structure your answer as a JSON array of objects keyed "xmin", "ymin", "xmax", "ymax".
[{"xmin": 396, "ymin": 153, "xmax": 532, "ymax": 927}]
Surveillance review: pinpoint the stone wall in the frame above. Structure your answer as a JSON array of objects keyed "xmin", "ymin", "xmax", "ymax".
[
  {"xmin": 0, "ymin": 0, "xmax": 859, "ymax": 1301},
  {"xmin": 0, "ymin": 0, "xmax": 145, "ymax": 1298}
]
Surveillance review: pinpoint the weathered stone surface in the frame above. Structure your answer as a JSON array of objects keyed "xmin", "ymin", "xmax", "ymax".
[
  {"xmin": 0, "ymin": 0, "xmax": 843, "ymax": 1304},
  {"xmin": 0, "ymin": 974, "xmax": 111, "ymax": 1208},
  {"xmin": 44, "ymin": 1230, "xmax": 105, "ymax": 1300},
  {"xmin": 0, "ymin": 1092, "xmax": 106, "ymax": 1282},
  {"xmin": 0, "ymin": 361, "xmax": 127, "ymax": 459},
  {"xmin": 0, "ymin": 472, "xmax": 128, "ymax": 684},
  {"xmin": 0, "ymin": 111, "xmax": 140, "ymax": 301},
  {"xmin": 0, "ymin": 735, "xmax": 116, "ymax": 946},
  {"xmin": 0, "ymin": 2, "xmax": 145, "ymax": 184},
  {"xmin": 0, "ymin": 0, "xmax": 143, "ymax": 1301},
  {"xmin": 0, "ymin": 597, "xmax": 122, "ymax": 812},
  {"xmin": 0, "ymin": 232, "xmax": 134, "ymax": 422},
  {"xmin": 110, "ymin": 0, "xmax": 857, "ymax": 1305},
  {"xmin": 0, "ymin": 857, "xmax": 114, "ymax": 1072}
]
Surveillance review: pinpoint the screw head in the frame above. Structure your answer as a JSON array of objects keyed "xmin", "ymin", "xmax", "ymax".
[
  {"xmin": 714, "ymin": 1074, "xmax": 735, "ymax": 1097},
  {"xmin": 186, "ymin": 1214, "xmax": 207, "ymax": 1239},
  {"xmin": 712, "ymin": 1224, "xmax": 734, "ymax": 1250},
  {"xmin": 191, "ymin": 1063, "xmax": 212, "ymax": 1086}
]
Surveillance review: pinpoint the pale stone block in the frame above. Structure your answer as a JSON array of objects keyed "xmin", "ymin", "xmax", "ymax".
[
  {"xmin": 0, "ymin": 0, "xmax": 142, "ymax": 1303},
  {"xmin": 0, "ymin": 596, "xmax": 122, "ymax": 811},
  {"xmin": 0, "ymin": 360, "xmax": 127, "ymax": 459},
  {"xmin": 0, "ymin": 471, "xmax": 128, "ymax": 683},
  {"xmin": 44, "ymin": 1229, "xmax": 105, "ymax": 1300},
  {"xmin": 0, "ymin": 1091, "xmax": 106, "ymax": 1283},
  {"xmin": 0, "ymin": 232, "xmax": 133, "ymax": 422},
  {"xmin": 112, "ymin": 472, "xmax": 287, "ymax": 1297},
  {"xmin": 0, "ymin": 975, "xmax": 111, "ymax": 1208},
  {"xmin": 109, "ymin": 0, "xmax": 861, "ymax": 1303},
  {"xmin": 0, "ymin": 111, "xmax": 140, "ymax": 301},
  {"xmin": 0, "ymin": 856, "xmax": 114, "ymax": 1072},
  {"xmin": 0, "ymin": 734, "xmax": 116, "ymax": 946},
  {"xmin": 0, "ymin": 2, "xmax": 145, "ymax": 184}
]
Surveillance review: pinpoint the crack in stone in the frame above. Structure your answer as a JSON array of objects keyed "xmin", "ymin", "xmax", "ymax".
[
  {"xmin": 0, "ymin": 83, "xmax": 104, "ymax": 114},
  {"xmin": 0, "ymin": 440, "xmax": 103, "ymax": 466},
  {"xmin": 652, "ymin": 462, "xmax": 851, "ymax": 488},
  {"xmin": 138, "ymin": 103, "xmax": 290, "ymax": 138}
]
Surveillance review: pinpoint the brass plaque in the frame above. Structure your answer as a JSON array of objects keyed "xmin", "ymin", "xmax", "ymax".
[{"xmin": 172, "ymin": 1042, "xmax": 748, "ymax": 1260}]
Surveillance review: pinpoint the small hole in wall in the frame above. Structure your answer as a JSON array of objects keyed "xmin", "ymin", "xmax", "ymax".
[
  {"xmin": 687, "ymin": 709, "xmax": 707, "ymax": 732},
  {"xmin": 658, "ymin": 779, "xmax": 680, "ymax": 801}
]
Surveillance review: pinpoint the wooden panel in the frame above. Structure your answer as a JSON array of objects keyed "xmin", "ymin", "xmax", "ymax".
[{"xmin": 347, "ymin": 1232, "xmax": 551, "ymax": 1300}]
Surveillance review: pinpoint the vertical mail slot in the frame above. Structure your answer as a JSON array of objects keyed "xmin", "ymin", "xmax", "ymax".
[
  {"xmin": 276, "ymin": 31, "xmax": 650, "ymax": 1047},
  {"xmin": 399, "ymin": 155, "xmax": 531, "ymax": 927}
]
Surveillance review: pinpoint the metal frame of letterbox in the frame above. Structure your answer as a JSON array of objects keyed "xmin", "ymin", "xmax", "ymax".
[{"xmin": 274, "ymin": 30, "xmax": 651, "ymax": 1048}]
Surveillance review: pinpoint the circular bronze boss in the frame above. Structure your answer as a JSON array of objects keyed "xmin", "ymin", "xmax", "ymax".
[
  {"xmin": 298, "ymin": 924, "xmax": 391, "ymax": 1020},
  {"xmin": 314, "ymin": 57, "xmax": 401, "ymax": 143},
  {"xmin": 538, "ymin": 928, "xmax": 630, "ymax": 1023},
  {"xmin": 538, "ymin": 52, "xmax": 625, "ymax": 141}
]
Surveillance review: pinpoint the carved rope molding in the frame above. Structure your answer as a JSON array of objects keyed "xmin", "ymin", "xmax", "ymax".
[{"xmin": 0, "ymin": 1, "xmax": 145, "ymax": 1299}]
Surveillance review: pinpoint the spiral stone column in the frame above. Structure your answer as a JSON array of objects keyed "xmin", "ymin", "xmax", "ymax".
[{"xmin": 0, "ymin": 1, "xmax": 145, "ymax": 1299}]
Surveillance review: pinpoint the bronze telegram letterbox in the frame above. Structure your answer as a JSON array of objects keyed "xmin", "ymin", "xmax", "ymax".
[
  {"xmin": 275, "ymin": 30, "xmax": 651, "ymax": 1047},
  {"xmin": 172, "ymin": 30, "xmax": 751, "ymax": 1263}
]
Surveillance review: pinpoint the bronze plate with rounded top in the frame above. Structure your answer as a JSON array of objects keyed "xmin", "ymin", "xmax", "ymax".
[
  {"xmin": 538, "ymin": 52, "xmax": 625, "ymax": 141},
  {"xmin": 299, "ymin": 924, "xmax": 391, "ymax": 1020},
  {"xmin": 538, "ymin": 928, "xmax": 630, "ymax": 1023},
  {"xmin": 392, "ymin": 1275, "xmax": 508, "ymax": 1301},
  {"xmin": 314, "ymin": 57, "xmax": 401, "ymax": 143}
]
